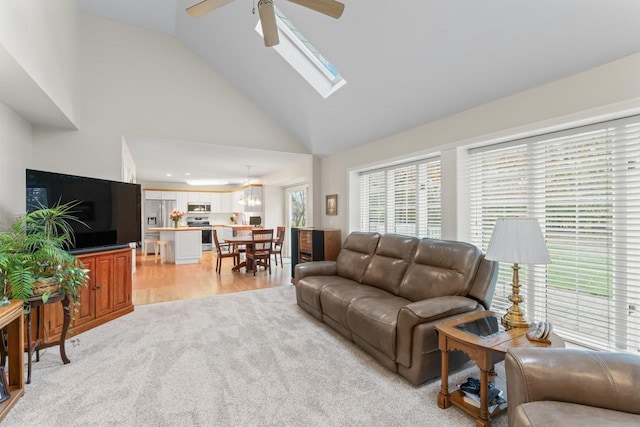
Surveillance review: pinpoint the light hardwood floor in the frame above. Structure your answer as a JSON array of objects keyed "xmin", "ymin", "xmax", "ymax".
[{"xmin": 133, "ymin": 251, "xmax": 292, "ymax": 305}]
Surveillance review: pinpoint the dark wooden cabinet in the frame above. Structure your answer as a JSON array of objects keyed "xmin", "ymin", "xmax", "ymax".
[
  {"xmin": 40, "ymin": 247, "xmax": 133, "ymax": 345},
  {"xmin": 291, "ymin": 228, "xmax": 341, "ymax": 277}
]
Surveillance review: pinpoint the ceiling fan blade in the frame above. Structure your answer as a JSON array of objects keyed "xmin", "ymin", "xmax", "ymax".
[
  {"xmin": 258, "ymin": 0, "xmax": 279, "ymax": 47},
  {"xmin": 288, "ymin": 0, "xmax": 345, "ymax": 19},
  {"xmin": 186, "ymin": 0, "xmax": 234, "ymax": 18}
]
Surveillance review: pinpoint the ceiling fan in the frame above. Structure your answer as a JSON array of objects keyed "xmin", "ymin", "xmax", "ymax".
[{"xmin": 186, "ymin": 0, "xmax": 345, "ymax": 47}]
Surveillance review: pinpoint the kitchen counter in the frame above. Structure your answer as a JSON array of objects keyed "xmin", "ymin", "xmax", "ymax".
[
  {"xmin": 148, "ymin": 227, "xmax": 202, "ymax": 264},
  {"xmin": 148, "ymin": 227, "xmax": 203, "ymax": 231}
]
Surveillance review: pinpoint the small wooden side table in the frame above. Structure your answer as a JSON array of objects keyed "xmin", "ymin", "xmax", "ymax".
[
  {"xmin": 435, "ymin": 311, "xmax": 564, "ymax": 427},
  {"xmin": 0, "ymin": 300, "xmax": 25, "ymax": 422},
  {"xmin": 26, "ymin": 293, "xmax": 71, "ymax": 384}
]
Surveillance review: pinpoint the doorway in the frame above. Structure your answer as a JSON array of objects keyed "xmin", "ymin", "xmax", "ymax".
[{"xmin": 285, "ymin": 184, "xmax": 308, "ymax": 257}]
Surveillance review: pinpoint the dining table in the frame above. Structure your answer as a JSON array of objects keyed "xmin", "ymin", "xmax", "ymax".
[{"xmin": 224, "ymin": 236, "xmax": 258, "ymax": 272}]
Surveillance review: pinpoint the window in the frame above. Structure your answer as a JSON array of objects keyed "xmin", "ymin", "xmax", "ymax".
[
  {"xmin": 360, "ymin": 158, "xmax": 441, "ymax": 238},
  {"xmin": 469, "ymin": 115, "xmax": 640, "ymax": 353},
  {"xmin": 255, "ymin": 7, "xmax": 346, "ymax": 98}
]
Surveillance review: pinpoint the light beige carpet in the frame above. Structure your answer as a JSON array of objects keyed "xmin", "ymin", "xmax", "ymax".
[{"xmin": 5, "ymin": 285, "xmax": 507, "ymax": 426}]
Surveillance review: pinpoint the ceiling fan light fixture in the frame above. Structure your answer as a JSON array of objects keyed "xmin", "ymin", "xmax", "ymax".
[{"xmin": 258, "ymin": 0, "xmax": 279, "ymax": 47}]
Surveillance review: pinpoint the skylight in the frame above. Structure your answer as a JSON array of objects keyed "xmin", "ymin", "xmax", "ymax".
[{"xmin": 255, "ymin": 7, "xmax": 346, "ymax": 98}]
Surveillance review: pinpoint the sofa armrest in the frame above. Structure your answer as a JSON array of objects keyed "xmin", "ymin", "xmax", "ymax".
[
  {"xmin": 294, "ymin": 261, "xmax": 337, "ymax": 284},
  {"xmin": 505, "ymin": 348, "xmax": 640, "ymax": 427},
  {"xmin": 396, "ymin": 296, "xmax": 479, "ymax": 368}
]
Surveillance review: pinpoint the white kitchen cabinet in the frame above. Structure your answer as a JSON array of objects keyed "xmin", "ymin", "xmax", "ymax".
[
  {"xmin": 219, "ymin": 192, "xmax": 232, "ymax": 212},
  {"xmin": 176, "ymin": 192, "xmax": 189, "ymax": 214},
  {"xmin": 210, "ymin": 192, "xmax": 221, "ymax": 212},
  {"xmin": 145, "ymin": 190, "xmax": 177, "ymax": 200},
  {"xmin": 188, "ymin": 192, "xmax": 211, "ymax": 202}
]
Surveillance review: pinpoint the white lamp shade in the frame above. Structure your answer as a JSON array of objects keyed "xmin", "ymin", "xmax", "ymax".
[{"xmin": 485, "ymin": 218, "xmax": 551, "ymax": 264}]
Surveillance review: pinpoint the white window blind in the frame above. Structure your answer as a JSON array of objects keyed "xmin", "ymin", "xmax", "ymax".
[
  {"xmin": 360, "ymin": 158, "xmax": 441, "ymax": 238},
  {"xmin": 469, "ymin": 115, "xmax": 640, "ymax": 353}
]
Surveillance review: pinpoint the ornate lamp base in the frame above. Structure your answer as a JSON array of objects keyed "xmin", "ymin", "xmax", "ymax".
[{"xmin": 501, "ymin": 263, "xmax": 530, "ymax": 330}]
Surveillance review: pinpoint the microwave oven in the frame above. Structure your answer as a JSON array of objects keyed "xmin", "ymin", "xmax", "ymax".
[{"xmin": 187, "ymin": 202, "xmax": 211, "ymax": 213}]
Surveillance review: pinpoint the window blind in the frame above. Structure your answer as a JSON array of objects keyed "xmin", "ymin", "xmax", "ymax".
[
  {"xmin": 469, "ymin": 115, "xmax": 640, "ymax": 353},
  {"xmin": 360, "ymin": 158, "xmax": 441, "ymax": 238}
]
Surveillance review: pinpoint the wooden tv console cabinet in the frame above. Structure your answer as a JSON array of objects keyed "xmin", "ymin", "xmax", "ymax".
[{"xmin": 39, "ymin": 246, "xmax": 134, "ymax": 345}]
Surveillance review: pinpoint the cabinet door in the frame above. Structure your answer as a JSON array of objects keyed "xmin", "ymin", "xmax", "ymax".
[
  {"xmin": 176, "ymin": 192, "xmax": 189, "ymax": 214},
  {"xmin": 145, "ymin": 190, "xmax": 162, "ymax": 200},
  {"xmin": 220, "ymin": 193, "xmax": 232, "ymax": 212},
  {"xmin": 161, "ymin": 191, "xmax": 177, "ymax": 200},
  {"xmin": 41, "ymin": 298, "xmax": 65, "ymax": 341},
  {"xmin": 76, "ymin": 255, "xmax": 96, "ymax": 326},
  {"xmin": 210, "ymin": 192, "xmax": 221, "ymax": 212},
  {"xmin": 94, "ymin": 254, "xmax": 114, "ymax": 319},
  {"xmin": 113, "ymin": 251, "xmax": 131, "ymax": 311}
]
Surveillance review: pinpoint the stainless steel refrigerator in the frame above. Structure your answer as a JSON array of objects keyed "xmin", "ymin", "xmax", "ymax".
[{"xmin": 144, "ymin": 199, "xmax": 176, "ymax": 242}]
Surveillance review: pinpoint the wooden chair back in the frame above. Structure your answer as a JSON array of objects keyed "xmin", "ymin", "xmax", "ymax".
[{"xmin": 251, "ymin": 228, "xmax": 274, "ymax": 253}]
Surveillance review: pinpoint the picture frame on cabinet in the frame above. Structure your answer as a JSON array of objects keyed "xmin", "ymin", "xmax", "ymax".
[{"xmin": 326, "ymin": 194, "xmax": 337, "ymax": 216}]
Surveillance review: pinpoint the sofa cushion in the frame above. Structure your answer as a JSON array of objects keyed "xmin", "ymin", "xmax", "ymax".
[
  {"xmin": 512, "ymin": 401, "xmax": 640, "ymax": 427},
  {"xmin": 297, "ymin": 275, "xmax": 358, "ymax": 314},
  {"xmin": 347, "ymin": 295, "xmax": 410, "ymax": 360},
  {"xmin": 336, "ymin": 232, "xmax": 381, "ymax": 283},
  {"xmin": 320, "ymin": 283, "xmax": 391, "ymax": 329},
  {"xmin": 362, "ymin": 234, "xmax": 419, "ymax": 294},
  {"xmin": 398, "ymin": 239, "xmax": 482, "ymax": 302}
]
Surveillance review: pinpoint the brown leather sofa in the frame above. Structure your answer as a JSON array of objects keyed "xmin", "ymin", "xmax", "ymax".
[
  {"xmin": 294, "ymin": 232, "xmax": 498, "ymax": 385},
  {"xmin": 505, "ymin": 347, "xmax": 640, "ymax": 426}
]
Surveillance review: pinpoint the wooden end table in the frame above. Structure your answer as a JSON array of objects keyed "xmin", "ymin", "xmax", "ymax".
[{"xmin": 435, "ymin": 311, "xmax": 564, "ymax": 427}]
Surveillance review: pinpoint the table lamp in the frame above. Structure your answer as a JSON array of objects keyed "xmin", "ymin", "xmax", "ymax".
[{"xmin": 485, "ymin": 218, "xmax": 550, "ymax": 329}]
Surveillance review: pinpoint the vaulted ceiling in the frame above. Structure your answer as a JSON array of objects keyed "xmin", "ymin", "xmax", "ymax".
[{"xmin": 76, "ymin": 0, "xmax": 640, "ymax": 182}]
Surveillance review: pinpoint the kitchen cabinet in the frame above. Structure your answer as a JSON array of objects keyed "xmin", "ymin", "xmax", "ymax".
[
  {"xmin": 210, "ymin": 192, "xmax": 221, "ymax": 212},
  {"xmin": 219, "ymin": 192, "xmax": 232, "ymax": 212},
  {"xmin": 188, "ymin": 192, "xmax": 211, "ymax": 202},
  {"xmin": 145, "ymin": 190, "xmax": 177, "ymax": 200},
  {"xmin": 176, "ymin": 192, "xmax": 188, "ymax": 214},
  {"xmin": 40, "ymin": 247, "xmax": 133, "ymax": 345}
]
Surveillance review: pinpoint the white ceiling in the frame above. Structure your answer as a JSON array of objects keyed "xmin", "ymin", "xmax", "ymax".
[
  {"xmin": 126, "ymin": 136, "xmax": 310, "ymax": 185},
  {"xmin": 77, "ymin": 0, "xmax": 640, "ymax": 183}
]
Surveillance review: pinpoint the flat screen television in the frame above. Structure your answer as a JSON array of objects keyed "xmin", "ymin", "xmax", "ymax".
[{"xmin": 26, "ymin": 169, "xmax": 141, "ymax": 252}]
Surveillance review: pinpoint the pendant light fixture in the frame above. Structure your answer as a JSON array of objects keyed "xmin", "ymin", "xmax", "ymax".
[{"xmin": 238, "ymin": 165, "xmax": 262, "ymax": 207}]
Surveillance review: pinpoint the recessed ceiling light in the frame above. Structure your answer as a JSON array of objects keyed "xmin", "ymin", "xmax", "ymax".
[
  {"xmin": 166, "ymin": 173, "xmax": 172, "ymax": 177},
  {"xmin": 186, "ymin": 179, "xmax": 229, "ymax": 186},
  {"xmin": 184, "ymin": 172, "xmax": 191, "ymax": 176}
]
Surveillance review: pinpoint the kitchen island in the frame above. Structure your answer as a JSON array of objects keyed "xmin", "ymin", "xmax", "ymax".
[{"xmin": 148, "ymin": 227, "xmax": 202, "ymax": 264}]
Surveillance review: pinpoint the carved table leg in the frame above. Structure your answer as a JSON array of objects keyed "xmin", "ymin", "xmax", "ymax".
[
  {"xmin": 437, "ymin": 348, "xmax": 451, "ymax": 409},
  {"xmin": 479, "ymin": 368, "xmax": 491, "ymax": 426},
  {"xmin": 59, "ymin": 297, "xmax": 71, "ymax": 364}
]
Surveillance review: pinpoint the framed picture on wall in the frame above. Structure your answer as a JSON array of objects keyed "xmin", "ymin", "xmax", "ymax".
[{"xmin": 326, "ymin": 194, "xmax": 337, "ymax": 216}]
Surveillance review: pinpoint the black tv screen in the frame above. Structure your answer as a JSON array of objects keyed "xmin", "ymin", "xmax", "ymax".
[{"xmin": 26, "ymin": 169, "xmax": 141, "ymax": 252}]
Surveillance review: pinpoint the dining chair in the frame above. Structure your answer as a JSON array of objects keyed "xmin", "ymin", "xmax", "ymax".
[
  {"xmin": 213, "ymin": 229, "xmax": 239, "ymax": 274},
  {"xmin": 246, "ymin": 228, "xmax": 274, "ymax": 275},
  {"xmin": 271, "ymin": 226, "xmax": 285, "ymax": 266}
]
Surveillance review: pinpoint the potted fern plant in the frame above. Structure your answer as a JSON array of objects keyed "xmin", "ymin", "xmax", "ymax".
[{"xmin": 0, "ymin": 201, "xmax": 90, "ymax": 306}]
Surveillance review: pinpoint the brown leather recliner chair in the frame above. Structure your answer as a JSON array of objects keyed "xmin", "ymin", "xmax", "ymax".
[{"xmin": 505, "ymin": 347, "xmax": 640, "ymax": 426}]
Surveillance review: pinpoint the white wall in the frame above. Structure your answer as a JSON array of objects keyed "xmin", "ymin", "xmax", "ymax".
[
  {"xmin": 0, "ymin": 102, "xmax": 32, "ymax": 228},
  {"xmin": 31, "ymin": 13, "xmax": 307, "ymax": 182},
  {"xmin": 0, "ymin": 0, "xmax": 78, "ymax": 126},
  {"xmin": 322, "ymin": 53, "xmax": 640, "ymax": 241}
]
